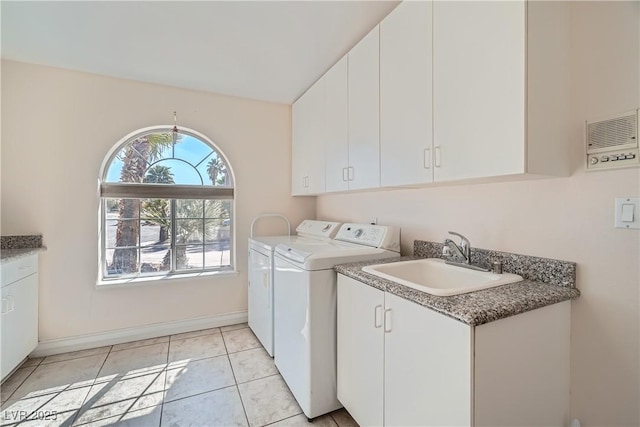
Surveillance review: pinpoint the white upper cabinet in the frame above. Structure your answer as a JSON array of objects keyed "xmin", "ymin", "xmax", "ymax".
[
  {"xmin": 432, "ymin": 0, "xmax": 570, "ymax": 182},
  {"xmin": 347, "ymin": 26, "xmax": 381, "ymax": 191},
  {"xmin": 324, "ymin": 56, "xmax": 350, "ymax": 193},
  {"xmin": 292, "ymin": 77, "xmax": 326, "ymax": 195},
  {"xmin": 292, "ymin": 0, "xmax": 570, "ymax": 195},
  {"xmin": 380, "ymin": 1, "xmax": 434, "ymax": 187},
  {"xmin": 433, "ymin": 1, "xmax": 526, "ymax": 182}
]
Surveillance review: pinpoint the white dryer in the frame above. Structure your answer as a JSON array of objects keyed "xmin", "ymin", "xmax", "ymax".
[
  {"xmin": 273, "ymin": 223, "xmax": 400, "ymax": 419},
  {"xmin": 248, "ymin": 218, "xmax": 341, "ymax": 357}
]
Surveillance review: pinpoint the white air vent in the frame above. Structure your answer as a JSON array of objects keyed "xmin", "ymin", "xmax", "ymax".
[{"xmin": 586, "ymin": 110, "xmax": 639, "ymax": 171}]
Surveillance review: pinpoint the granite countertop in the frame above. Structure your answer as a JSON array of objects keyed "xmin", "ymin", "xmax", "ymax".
[
  {"xmin": 334, "ymin": 241, "xmax": 580, "ymax": 326},
  {"xmin": 1, "ymin": 235, "xmax": 45, "ymax": 263}
]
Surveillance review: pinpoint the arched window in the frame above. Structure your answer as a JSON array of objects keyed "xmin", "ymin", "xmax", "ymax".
[{"xmin": 99, "ymin": 126, "xmax": 234, "ymax": 280}]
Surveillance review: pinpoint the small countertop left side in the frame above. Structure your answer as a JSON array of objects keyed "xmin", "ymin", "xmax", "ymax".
[{"xmin": 1, "ymin": 235, "xmax": 46, "ymax": 263}]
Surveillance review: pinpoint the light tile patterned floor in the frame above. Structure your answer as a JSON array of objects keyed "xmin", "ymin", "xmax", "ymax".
[{"xmin": 0, "ymin": 323, "xmax": 358, "ymax": 427}]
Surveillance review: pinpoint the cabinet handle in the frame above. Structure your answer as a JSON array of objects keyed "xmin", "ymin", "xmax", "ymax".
[
  {"xmin": 348, "ymin": 167, "xmax": 354, "ymax": 181},
  {"xmin": 374, "ymin": 305, "xmax": 383, "ymax": 328},
  {"xmin": 384, "ymin": 308, "xmax": 392, "ymax": 333},
  {"xmin": 7, "ymin": 296, "xmax": 15, "ymax": 312},
  {"xmin": 342, "ymin": 168, "xmax": 348, "ymax": 182},
  {"xmin": 434, "ymin": 146, "xmax": 442, "ymax": 168},
  {"xmin": 1, "ymin": 298, "xmax": 8, "ymax": 315},
  {"xmin": 423, "ymin": 148, "xmax": 432, "ymax": 169}
]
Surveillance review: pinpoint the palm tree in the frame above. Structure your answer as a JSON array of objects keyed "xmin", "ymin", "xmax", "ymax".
[
  {"xmin": 144, "ymin": 165, "xmax": 174, "ymax": 184},
  {"xmin": 206, "ymin": 156, "xmax": 230, "ymax": 186},
  {"xmin": 111, "ymin": 133, "xmax": 174, "ymax": 274}
]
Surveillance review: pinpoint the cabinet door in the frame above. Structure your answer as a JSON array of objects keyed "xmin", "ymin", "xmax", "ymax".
[
  {"xmin": 1, "ymin": 273, "xmax": 38, "ymax": 379},
  {"xmin": 348, "ymin": 26, "xmax": 380, "ymax": 191},
  {"xmin": 384, "ymin": 293, "xmax": 471, "ymax": 427},
  {"xmin": 306, "ymin": 78, "xmax": 326, "ymax": 194},
  {"xmin": 380, "ymin": 1, "xmax": 433, "ymax": 187},
  {"xmin": 292, "ymin": 79, "xmax": 326, "ymax": 195},
  {"xmin": 433, "ymin": 1, "xmax": 525, "ymax": 182},
  {"xmin": 324, "ymin": 56, "xmax": 349, "ymax": 193},
  {"xmin": 292, "ymin": 90, "xmax": 311, "ymax": 195},
  {"xmin": 337, "ymin": 275, "xmax": 384, "ymax": 427}
]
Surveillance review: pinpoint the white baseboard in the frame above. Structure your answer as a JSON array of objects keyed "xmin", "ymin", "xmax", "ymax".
[{"xmin": 32, "ymin": 311, "xmax": 248, "ymax": 357}]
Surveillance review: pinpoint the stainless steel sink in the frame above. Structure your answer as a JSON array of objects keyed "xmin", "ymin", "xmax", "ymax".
[{"xmin": 362, "ymin": 258, "xmax": 523, "ymax": 296}]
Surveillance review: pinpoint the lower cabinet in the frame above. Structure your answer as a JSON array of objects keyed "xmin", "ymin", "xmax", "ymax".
[
  {"xmin": 1, "ymin": 255, "xmax": 39, "ymax": 381},
  {"xmin": 337, "ymin": 274, "xmax": 570, "ymax": 427}
]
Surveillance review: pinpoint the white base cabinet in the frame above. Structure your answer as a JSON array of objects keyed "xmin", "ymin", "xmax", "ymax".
[
  {"xmin": 1, "ymin": 254, "xmax": 39, "ymax": 381},
  {"xmin": 337, "ymin": 274, "xmax": 570, "ymax": 427}
]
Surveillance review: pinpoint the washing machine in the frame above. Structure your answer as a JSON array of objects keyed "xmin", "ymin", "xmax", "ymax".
[
  {"xmin": 273, "ymin": 223, "xmax": 400, "ymax": 418},
  {"xmin": 248, "ymin": 217, "xmax": 341, "ymax": 357}
]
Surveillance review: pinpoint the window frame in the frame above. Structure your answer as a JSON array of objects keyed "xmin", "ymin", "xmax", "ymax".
[{"xmin": 98, "ymin": 126, "xmax": 236, "ymax": 282}]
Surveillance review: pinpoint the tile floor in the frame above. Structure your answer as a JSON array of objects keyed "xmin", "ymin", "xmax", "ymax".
[{"xmin": 0, "ymin": 323, "xmax": 358, "ymax": 427}]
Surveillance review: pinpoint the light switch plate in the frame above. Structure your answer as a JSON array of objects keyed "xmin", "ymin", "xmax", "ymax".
[{"xmin": 615, "ymin": 197, "xmax": 640, "ymax": 229}]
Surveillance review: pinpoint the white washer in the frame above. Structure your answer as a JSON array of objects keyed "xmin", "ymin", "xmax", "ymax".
[
  {"xmin": 248, "ymin": 219, "xmax": 341, "ymax": 357},
  {"xmin": 273, "ymin": 223, "xmax": 400, "ymax": 419}
]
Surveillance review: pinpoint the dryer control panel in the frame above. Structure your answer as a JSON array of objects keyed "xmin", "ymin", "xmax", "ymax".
[
  {"xmin": 296, "ymin": 220, "xmax": 342, "ymax": 239},
  {"xmin": 335, "ymin": 223, "xmax": 400, "ymax": 252}
]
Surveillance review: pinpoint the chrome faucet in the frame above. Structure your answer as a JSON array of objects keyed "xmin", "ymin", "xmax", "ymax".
[
  {"xmin": 443, "ymin": 231, "xmax": 471, "ymax": 264},
  {"xmin": 442, "ymin": 231, "xmax": 490, "ymax": 272}
]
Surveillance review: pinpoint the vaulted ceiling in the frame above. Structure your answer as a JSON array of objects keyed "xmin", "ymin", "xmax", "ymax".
[{"xmin": 1, "ymin": 1, "xmax": 400, "ymax": 104}]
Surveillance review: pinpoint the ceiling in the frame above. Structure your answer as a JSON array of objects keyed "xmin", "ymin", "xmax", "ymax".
[{"xmin": 1, "ymin": 1, "xmax": 400, "ymax": 104}]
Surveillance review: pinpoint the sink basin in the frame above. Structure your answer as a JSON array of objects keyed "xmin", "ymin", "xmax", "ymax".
[{"xmin": 361, "ymin": 258, "xmax": 523, "ymax": 296}]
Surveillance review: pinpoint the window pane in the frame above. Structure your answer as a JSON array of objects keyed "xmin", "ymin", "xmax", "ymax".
[
  {"xmin": 204, "ymin": 219, "xmax": 230, "ymax": 243},
  {"xmin": 204, "ymin": 200, "xmax": 230, "ymax": 219},
  {"xmin": 107, "ymin": 247, "xmax": 139, "ymax": 275},
  {"xmin": 147, "ymin": 159, "xmax": 202, "ymax": 186},
  {"xmin": 205, "ymin": 243, "xmax": 231, "ymax": 268},
  {"xmin": 176, "ymin": 245, "xmax": 204, "ymax": 270},
  {"xmin": 197, "ymin": 153, "xmax": 232, "ymax": 187},
  {"xmin": 141, "ymin": 221, "xmax": 171, "ymax": 246},
  {"xmin": 140, "ymin": 198, "xmax": 171, "ymax": 245},
  {"xmin": 174, "ymin": 135, "xmax": 213, "ymax": 168},
  {"xmin": 176, "ymin": 219, "xmax": 203, "ymax": 244},
  {"xmin": 105, "ymin": 219, "xmax": 118, "ymax": 248},
  {"xmin": 176, "ymin": 199, "xmax": 204, "ymax": 218},
  {"xmin": 140, "ymin": 245, "xmax": 171, "ymax": 273},
  {"xmin": 143, "ymin": 165, "xmax": 176, "ymax": 185}
]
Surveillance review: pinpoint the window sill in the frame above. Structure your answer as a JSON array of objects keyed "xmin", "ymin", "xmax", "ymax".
[{"xmin": 96, "ymin": 269, "xmax": 239, "ymax": 289}]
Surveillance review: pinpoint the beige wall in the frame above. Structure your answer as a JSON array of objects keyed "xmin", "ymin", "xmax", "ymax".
[
  {"xmin": 1, "ymin": 60, "xmax": 315, "ymax": 341},
  {"xmin": 316, "ymin": 2, "xmax": 639, "ymax": 426}
]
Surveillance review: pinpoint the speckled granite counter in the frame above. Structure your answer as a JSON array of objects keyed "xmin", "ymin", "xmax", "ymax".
[
  {"xmin": 334, "ymin": 241, "xmax": 580, "ymax": 326},
  {"xmin": 1, "ymin": 235, "xmax": 45, "ymax": 263}
]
